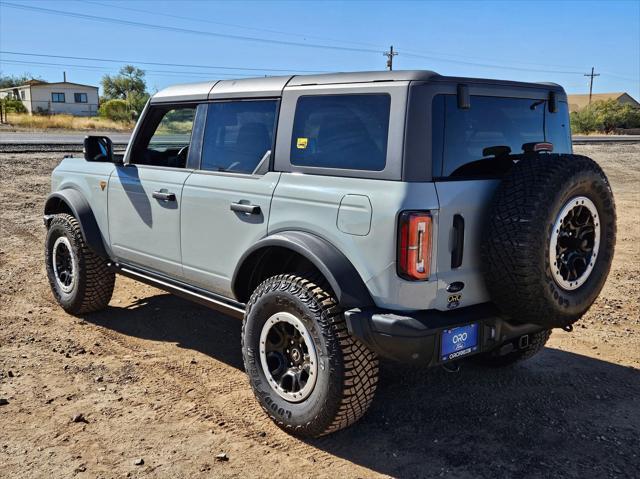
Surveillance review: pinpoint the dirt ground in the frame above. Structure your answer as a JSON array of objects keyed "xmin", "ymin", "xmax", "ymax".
[{"xmin": 0, "ymin": 143, "xmax": 638, "ymax": 479}]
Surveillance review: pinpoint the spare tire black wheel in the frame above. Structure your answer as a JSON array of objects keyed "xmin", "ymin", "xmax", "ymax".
[{"xmin": 482, "ymin": 154, "xmax": 616, "ymax": 329}]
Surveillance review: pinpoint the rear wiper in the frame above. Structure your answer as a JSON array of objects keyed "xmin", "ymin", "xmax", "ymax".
[{"xmin": 530, "ymin": 100, "xmax": 545, "ymax": 110}]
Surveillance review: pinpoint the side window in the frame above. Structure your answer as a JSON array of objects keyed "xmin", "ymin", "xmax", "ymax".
[
  {"xmin": 201, "ymin": 100, "xmax": 277, "ymax": 174},
  {"xmin": 291, "ymin": 94, "xmax": 390, "ymax": 171},
  {"xmin": 133, "ymin": 105, "xmax": 196, "ymax": 168},
  {"xmin": 51, "ymin": 92, "xmax": 65, "ymax": 103}
]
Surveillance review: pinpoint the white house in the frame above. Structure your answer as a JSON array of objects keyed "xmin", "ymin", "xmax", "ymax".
[{"xmin": 0, "ymin": 80, "xmax": 99, "ymax": 116}]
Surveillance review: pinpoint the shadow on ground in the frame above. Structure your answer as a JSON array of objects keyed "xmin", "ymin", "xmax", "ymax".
[{"xmin": 86, "ymin": 293, "xmax": 640, "ymax": 479}]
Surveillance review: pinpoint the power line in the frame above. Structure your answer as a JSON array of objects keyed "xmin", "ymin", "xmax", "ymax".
[
  {"xmin": 82, "ymin": 0, "xmax": 386, "ymax": 51},
  {"xmin": 0, "ymin": 1, "xmax": 599, "ymax": 76},
  {"xmin": 0, "ymin": 59, "xmax": 256, "ymax": 78},
  {"xmin": 2, "ymin": 1, "xmax": 637, "ymax": 82},
  {"xmin": 87, "ymin": 0, "xmax": 599, "ymax": 75},
  {"xmin": 396, "ymin": 45, "xmax": 589, "ymax": 72},
  {"xmin": 400, "ymin": 50, "xmax": 585, "ymax": 75},
  {"xmin": 0, "ymin": 2, "xmax": 381, "ymax": 55},
  {"xmin": 0, "ymin": 50, "xmax": 327, "ymax": 74}
]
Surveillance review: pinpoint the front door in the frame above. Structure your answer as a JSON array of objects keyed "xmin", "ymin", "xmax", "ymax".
[
  {"xmin": 180, "ymin": 99, "xmax": 280, "ymax": 297},
  {"xmin": 108, "ymin": 104, "xmax": 197, "ymax": 278}
]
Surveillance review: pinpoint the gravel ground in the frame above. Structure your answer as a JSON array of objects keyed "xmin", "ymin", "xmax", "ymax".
[{"xmin": 0, "ymin": 144, "xmax": 638, "ymax": 478}]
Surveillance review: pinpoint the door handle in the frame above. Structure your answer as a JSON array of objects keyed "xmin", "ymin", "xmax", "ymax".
[
  {"xmin": 152, "ymin": 191, "xmax": 176, "ymax": 202},
  {"xmin": 230, "ymin": 202, "xmax": 261, "ymax": 215}
]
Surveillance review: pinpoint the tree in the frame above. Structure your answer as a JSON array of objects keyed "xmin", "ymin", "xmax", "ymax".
[
  {"xmin": 0, "ymin": 73, "xmax": 43, "ymax": 89},
  {"xmin": 571, "ymin": 99, "xmax": 640, "ymax": 134},
  {"xmin": 101, "ymin": 65, "xmax": 149, "ymax": 117},
  {"xmin": 99, "ymin": 99, "xmax": 130, "ymax": 122}
]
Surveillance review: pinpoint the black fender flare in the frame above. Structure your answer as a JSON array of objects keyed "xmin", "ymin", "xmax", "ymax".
[
  {"xmin": 44, "ymin": 189, "xmax": 108, "ymax": 258},
  {"xmin": 232, "ymin": 231, "xmax": 374, "ymax": 309}
]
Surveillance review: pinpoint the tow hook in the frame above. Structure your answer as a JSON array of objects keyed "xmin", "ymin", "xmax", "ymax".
[
  {"xmin": 518, "ymin": 334, "xmax": 530, "ymax": 350},
  {"xmin": 441, "ymin": 362, "xmax": 460, "ymax": 373}
]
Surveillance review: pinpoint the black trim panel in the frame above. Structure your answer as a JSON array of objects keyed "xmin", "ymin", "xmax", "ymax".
[
  {"xmin": 232, "ymin": 230, "xmax": 374, "ymax": 308},
  {"xmin": 345, "ymin": 303, "xmax": 544, "ymax": 364},
  {"xmin": 44, "ymin": 189, "xmax": 108, "ymax": 258}
]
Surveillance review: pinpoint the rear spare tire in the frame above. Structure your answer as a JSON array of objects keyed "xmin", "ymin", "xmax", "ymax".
[{"xmin": 482, "ymin": 154, "xmax": 615, "ymax": 329}]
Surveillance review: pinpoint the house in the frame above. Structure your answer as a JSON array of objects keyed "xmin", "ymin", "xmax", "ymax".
[
  {"xmin": 567, "ymin": 92, "xmax": 640, "ymax": 113},
  {"xmin": 0, "ymin": 80, "xmax": 99, "ymax": 116}
]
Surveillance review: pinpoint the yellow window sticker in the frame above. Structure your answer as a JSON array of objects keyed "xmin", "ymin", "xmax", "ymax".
[{"xmin": 296, "ymin": 137, "xmax": 308, "ymax": 149}]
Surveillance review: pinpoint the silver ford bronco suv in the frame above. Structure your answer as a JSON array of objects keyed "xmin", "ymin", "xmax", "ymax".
[{"xmin": 44, "ymin": 71, "xmax": 616, "ymax": 437}]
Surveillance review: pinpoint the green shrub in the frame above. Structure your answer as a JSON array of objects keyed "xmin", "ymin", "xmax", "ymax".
[
  {"xmin": 1, "ymin": 98, "xmax": 27, "ymax": 113},
  {"xmin": 571, "ymin": 99, "xmax": 640, "ymax": 134},
  {"xmin": 99, "ymin": 99, "xmax": 130, "ymax": 122}
]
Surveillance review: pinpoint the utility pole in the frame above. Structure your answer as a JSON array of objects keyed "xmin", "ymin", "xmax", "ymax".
[
  {"xmin": 584, "ymin": 67, "xmax": 600, "ymax": 105},
  {"xmin": 383, "ymin": 45, "xmax": 398, "ymax": 71}
]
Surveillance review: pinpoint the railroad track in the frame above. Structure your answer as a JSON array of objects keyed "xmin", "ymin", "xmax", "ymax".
[
  {"xmin": 1, "ymin": 136, "xmax": 638, "ymax": 154},
  {"xmin": 0, "ymin": 143, "xmax": 128, "ymax": 153}
]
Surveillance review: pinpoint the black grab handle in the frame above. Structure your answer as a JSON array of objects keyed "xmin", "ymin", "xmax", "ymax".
[
  {"xmin": 230, "ymin": 202, "xmax": 261, "ymax": 215},
  {"xmin": 451, "ymin": 214, "xmax": 465, "ymax": 269}
]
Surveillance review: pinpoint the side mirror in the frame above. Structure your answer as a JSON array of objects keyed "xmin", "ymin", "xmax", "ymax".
[{"xmin": 84, "ymin": 136, "xmax": 117, "ymax": 163}]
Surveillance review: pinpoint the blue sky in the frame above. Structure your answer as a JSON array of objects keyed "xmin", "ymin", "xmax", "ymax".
[{"xmin": 1, "ymin": 0, "xmax": 638, "ymax": 98}]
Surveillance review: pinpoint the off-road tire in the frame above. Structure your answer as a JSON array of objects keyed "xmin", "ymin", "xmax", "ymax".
[
  {"xmin": 242, "ymin": 273, "xmax": 379, "ymax": 437},
  {"xmin": 45, "ymin": 213, "xmax": 115, "ymax": 315},
  {"xmin": 473, "ymin": 330, "xmax": 551, "ymax": 367},
  {"xmin": 482, "ymin": 154, "xmax": 616, "ymax": 329}
]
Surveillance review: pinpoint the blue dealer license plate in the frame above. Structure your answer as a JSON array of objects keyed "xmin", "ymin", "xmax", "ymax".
[{"xmin": 440, "ymin": 323, "xmax": 479, "ymax": 362}]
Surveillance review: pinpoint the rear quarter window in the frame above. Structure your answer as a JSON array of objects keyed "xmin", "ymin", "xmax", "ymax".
[
  {"xmin": 432, "ymin": 94, "xmax": 572, "ymax": 178},
  {"xmin": 290, "ymin": 94, "xmax": 390, "ymax": 171}
]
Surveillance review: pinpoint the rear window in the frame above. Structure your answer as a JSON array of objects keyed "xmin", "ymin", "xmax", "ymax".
[
  {"xmin": 432, "ymin": 95, "xmax": 571, "ymax": 178},
  {"xmin": 291, "ymin": 94, "xmax": 390, "ymax": 171}
]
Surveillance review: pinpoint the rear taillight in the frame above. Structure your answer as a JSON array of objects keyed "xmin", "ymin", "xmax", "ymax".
[{"xmin": 398, "ymin": 211, "xmax": 432, "ymax": 281}]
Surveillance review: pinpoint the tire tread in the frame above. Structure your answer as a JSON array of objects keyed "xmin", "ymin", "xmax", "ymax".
[{"xmin": 242, "ymin": 273, "xmax": 379, "ymax": 437}]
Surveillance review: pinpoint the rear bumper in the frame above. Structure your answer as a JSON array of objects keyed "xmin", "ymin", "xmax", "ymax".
[{"xmin": 344, "ymin": 303, "xmax": 544, "ymax": 366}]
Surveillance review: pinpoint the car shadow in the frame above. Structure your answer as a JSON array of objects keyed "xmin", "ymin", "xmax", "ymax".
[
  {"xmin": 88, "ymin": 293, "xmax": 245, "ymax": 369},
  {"xmin": 84, "ymin": 293, "xmax": 640, "ymax": 478}
]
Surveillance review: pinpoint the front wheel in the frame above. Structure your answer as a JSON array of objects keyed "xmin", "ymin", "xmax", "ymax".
[
  {"xmin": 45, "ymin": 213, "xmax": 115, "ymax": 315},
  {"xmin": 242, "ymin": 274, "xmax": 379, "ymax": 437}
]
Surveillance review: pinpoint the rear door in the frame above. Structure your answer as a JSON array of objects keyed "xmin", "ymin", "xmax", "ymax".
[
  {"xmin": 431, "ymin": 92, "xmax": 571, "ymax": 310},
  {"xmin": 108, "ymin": 104, "xmax": 197, "ymax": 278},
  {"xmin": 180, "ymin": 99, "xmax": 280, "ymax": 297}
]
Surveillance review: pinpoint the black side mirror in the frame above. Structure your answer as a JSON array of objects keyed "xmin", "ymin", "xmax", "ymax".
[{"xmin": 84, "ymin": 136, "xmax": 116, "ymax": 162}]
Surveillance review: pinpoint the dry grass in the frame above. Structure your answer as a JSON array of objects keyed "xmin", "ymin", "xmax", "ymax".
[{"xmin": 6, "ymin": 113, "xmax": 134, "ymax": 131}]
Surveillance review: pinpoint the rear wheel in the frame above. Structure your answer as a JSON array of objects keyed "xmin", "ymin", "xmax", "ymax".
[
  {"xmin": 242, "ymin": 274, "xmax": 379, "ymax": 437},
  {"xmin": 45, "ymin": 214, "xmax": 115, "ymax": 315}
]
